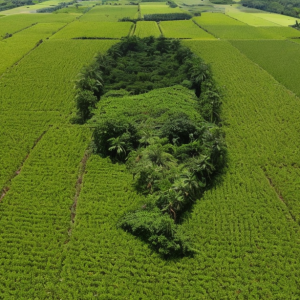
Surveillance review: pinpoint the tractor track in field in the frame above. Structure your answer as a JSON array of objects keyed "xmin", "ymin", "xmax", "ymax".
[
  {"xmin": 0, "ymin": 129, "xmax": 48, "ymax": 203},
  {"xmin": 264, "ymin": 172, "xmax": 298, "ymax": 226},
  {"xmin": 66, "ymin": 149, "xmax": 90, "ymax": 243},
  {"xmin": 0, "ymin": 19, "xmax": 76, "ymax": 79}
]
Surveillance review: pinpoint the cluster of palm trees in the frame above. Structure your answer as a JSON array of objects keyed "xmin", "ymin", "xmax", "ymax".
[
  {"xmin": 111, "ymin": 117, "xmax": 226, "ymax": 256},
  {"xmin": 74, "ymin": 54, "xmax": 105, "ymax": 123}
]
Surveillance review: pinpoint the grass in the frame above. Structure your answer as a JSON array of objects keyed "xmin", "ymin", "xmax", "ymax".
[
  {"xmin": 51, "ymin": 21, "xmax": 133, "ymax": 39},
  {"xmin": 80, "ymin": 5, "xmax": 138, "ymax": 22},
  {"xmin": 160, "ymin": 20, "xmax": 215, "ymax": 39}
]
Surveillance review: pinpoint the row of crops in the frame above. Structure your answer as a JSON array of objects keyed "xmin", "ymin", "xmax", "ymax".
[
  {"xmin": 1, "ymin": 5, "xmax": 300, "ymax": 298},
  {"xmin": 0, "ymin": 22, "xmax": 66, "ymax": 75}
]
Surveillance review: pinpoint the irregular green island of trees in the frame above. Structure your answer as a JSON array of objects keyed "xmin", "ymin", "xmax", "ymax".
[{"xmin": 74, "ymin": 37, "xmax": 226, "ymax": 257}]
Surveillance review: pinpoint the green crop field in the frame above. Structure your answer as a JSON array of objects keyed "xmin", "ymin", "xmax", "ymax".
[
  {"xmin": 0, "ymin": 13, "xmax": 77, "ymax": 38},
  {"xmin": 194, "ymin": 12, "xmax": 247, "ymax": 26},
  {"xmin": 1, "ymin": 1, "xmax": 300, "ymax": 298},
  {"xmin": 252, "ymin": 13, "xmax": 300, "ymax": 26},
  {"xmin": 231, "ymin": 40, "xmax": 300, "ymax": 97},
  {"xmin": 0, "ymin": 39, "xmax": 116, "ymax": 198},
  {"xmin": 0, "ymin": 39, "xmax": 116, "ymax": 113},
  {"xmin": 0, "ymin": 22, "xmax": 65, "ymax": 75},
  {"xmin": 54, "ymin": 5, "xmax": 89, "ymax": 14},
  {"xmin": 134, "ymin": 21, "xmax": 161, "ymax": 37},
  {"xmin": 226, "ymin": 12, "xmax": 282, "ymax": 26},
  {"xmin": 51, "ymin": 21, "xmax": 133, "ymax": 39},
  {"xmin": 140, "ymin": 4, "xmax": 183, "ymax": 16},
  {"xmin": 194, "ymin": 14, "xmax": 300, "ymax": 39},
  {"xmin": 80, "ymin": 5, "xmax": 138, "ymax": 22},
  {"xmin": 160, "ymin": 20, "xmax": 215, "ymax": 39}
]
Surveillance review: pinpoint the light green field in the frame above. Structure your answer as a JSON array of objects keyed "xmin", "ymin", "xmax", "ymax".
[
  {"xmin": 0, "ymin": 14, "xmax": 77, "ymax": 38},
  {"xmin": 51, "ymin": 21, "xmax": 133, "ymax": 39},
  {"xmin": 194, "ymin": 12, "xmax": 247, "ymax": 25},
  {"xmin": 54, "ymin": 5, "xmax": 89, "ymax": 14},
  {"xmin": 252, "ymin": 13, "xmax": 300, "ymax": 26},
  {"xmin": 226, "ymin": 11, "xmax": 282, "ymax": 26},
  {"xmin": 194, "ymin": 17, "xmax": 300, "ymax": 39},
  {"xmin": 140, "ymin": 2, "xmax": 167, "ymax": 5},
  {"xmin": 160, "ymin": 20, "xmax": 215, "ymax": 39},
  {"xmin": 141, "ymin": 4, "xmax": 184, "ymax": 16},
  {"xmin": 80, "ymin": 5, "xmax": 138, "ymax": 22},
  {"xmin": 232, "ymin": 40, "xmax": 300, "ymax": 97},
  {"xmin": 1, "ymin": 0, "xmax": 65, "ymax": 14},
  {"xmin": 0, "ymin": 22, "xmax": 65, "ymax": 75},
  {"xmin": 0, "ymin": 39, "xmax": 117, "ymax": 113},
  {"xmin": 222, "ymin": 3, "xmax": 266, "ymax": 13},
  {"xmin": 0, "ymin": 39, "xmax": 116, "ymax": 190},
  {"xmin": 134, "ymin": 21, "xmax": 161, "ymax": 37}
]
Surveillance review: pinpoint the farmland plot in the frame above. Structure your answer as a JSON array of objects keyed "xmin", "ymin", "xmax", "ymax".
[
  {"xmin": 0, "ymin": 39, "xmax": 115, "ymax": 190},
  {"xmin": 194, "ymin": 13, "xmax": 247, "ymax": 26},
  {"xmin": 193, "ymin": 22, "xmax": 299, "ymax": 39},
  {"xmin": 0, "ymin": 22, "xmax": 66, "ymax": 75},
  {"xmin": 140, "ymin": 4, "xmax": 183, "ymax": 16},
  {"xmin": 0, "ymin": 39, "xmax": 117, "ymax": 113},
  {"xmin": 160, "ymin": 20, "xmax": 215, "ymax": 39},
  {"xmin": 0, "ymin": 127, "xmax": 91, "ymax": 299},
  {"xmin": 51, "ymin": 21, "xmax": 132, "ymax": 39},
  {"xmin": 231, "ymin": 40, "xmax": 300, "ymax": 99},
  {"xmin": 134, "ymin": 21, "xmax": 161, "ymax": 37},
  {"xmin": 80, "ymin": 5, "xmax": 138, "ymax": 22},
  {"xmin": 252, "ymin": 13, "xmax": 300, "ymax": 26},
  {"xmin": 0, "ymin": 13, "xmax": 77, "ymax": 39},
  {"xmin": 0, "ymin": 111, "xmax": 61, "ymax": 190},
  {"xmin": 226, "ymin": 12, "xmax": 281, "ymax": 26}
]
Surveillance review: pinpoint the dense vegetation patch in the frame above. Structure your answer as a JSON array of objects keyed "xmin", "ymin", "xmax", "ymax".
[
  {"xmin": 144, "ymin": 12, "xmax": 192, "ymax": 21},
  {"xmin": 74, "ymin": 37, "xmax": 226, "ymax": 256},
  {"xmin": 242, "ymin": 0, "xmax": 300, "ymax": 18}
]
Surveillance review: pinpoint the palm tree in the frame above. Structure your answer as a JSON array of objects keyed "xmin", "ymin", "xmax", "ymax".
[
  {"xmin": 139, "ymin": 129, "xmax": 159, "ymax": 146},
  {"xmin": 190, "ymin": 61, "xmax": 208, "ymax": 97},
  {"xmin": 145, "ymin": 144, "xmax": 176, "ymax": 169},
  {"xmin": 108, "ymin": 136, "xmax": 126, "ymax": 158},
  {"xmin": 74, "ymin": 64, "xmax": 104, "ymax": 97}
]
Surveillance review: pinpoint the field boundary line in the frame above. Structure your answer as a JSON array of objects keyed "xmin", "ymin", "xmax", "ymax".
[
  {"xmin": 157, "ymin": 21, "xmax": 163, "ymax": 36},
  {"xmin": 264, "ymin": 173, "xmax": 299, "ymax": 225},
  {"xmin": 0, "ymin": 22, "xmax": 37, "ymax": 41},
  {"xmin": 228, "ymin": 40, "xmax": 299, "ymax": 98},
  {"xmin": 130, "ymin": 23, "xmax": 136, "ymax": 36},
  {"xmin": 0, "ymin": 21, "xmax": 69, "ymax": 79},
  {"xmin": 0, "ymin": 128, "xmax": 49, "ymax": 203},
  {"xmin": 66, "ymin": 148, "xmax": 91, "ymax": 243},
  {"xmin": 192, "ymin": 19, "xmax": 217, "ymax": 38}
]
